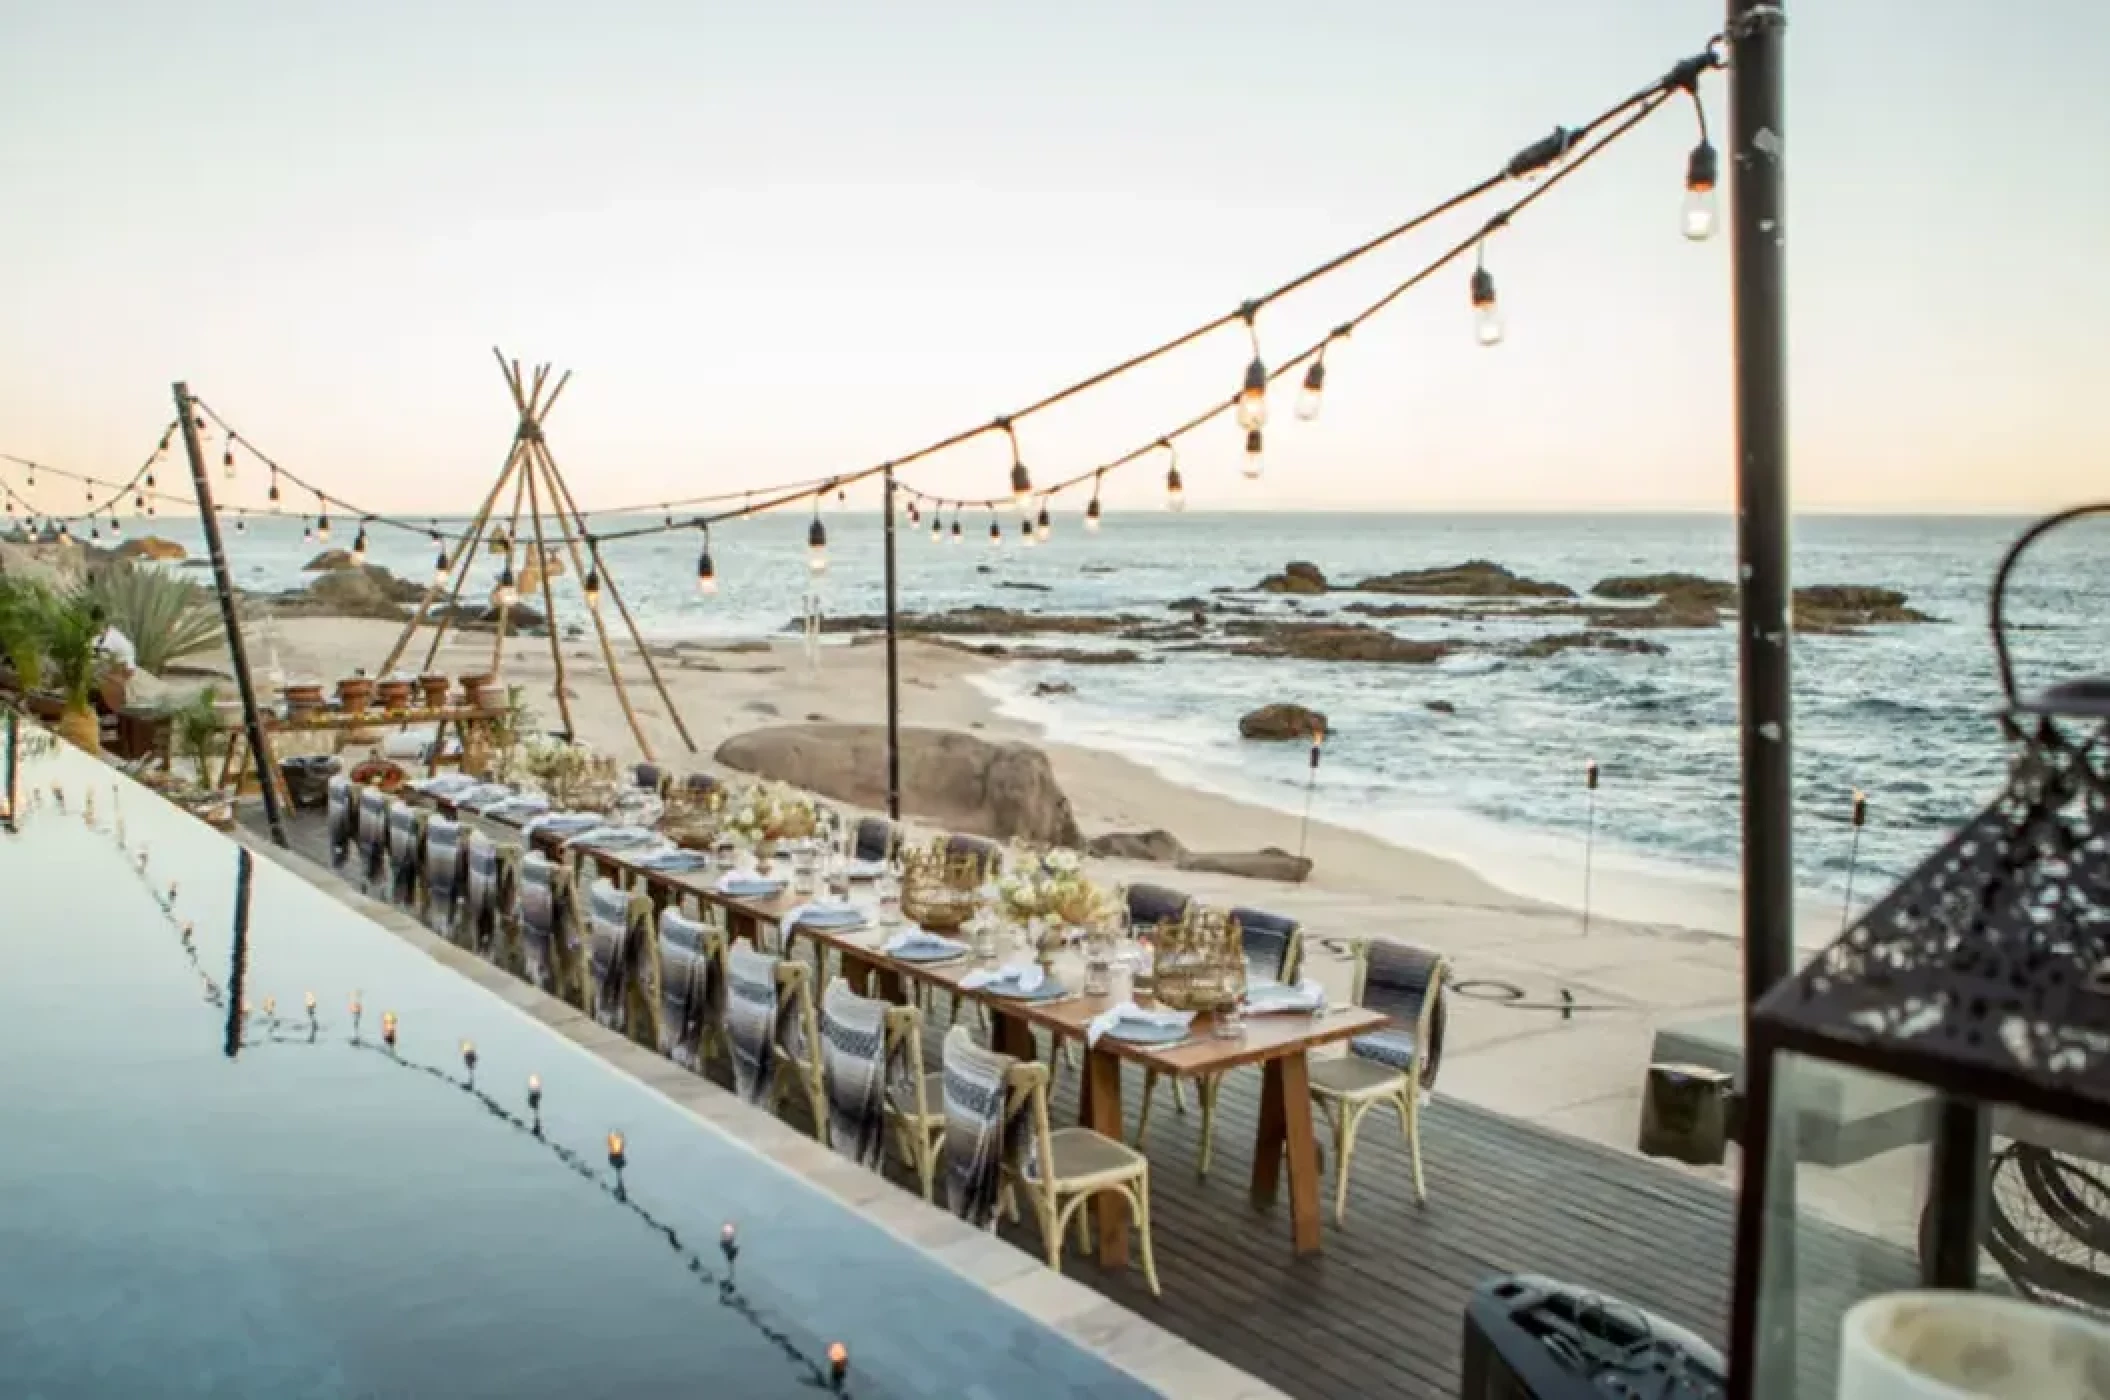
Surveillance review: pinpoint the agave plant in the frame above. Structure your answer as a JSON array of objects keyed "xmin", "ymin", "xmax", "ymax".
[{"xmin": 77, "ymin": 562, "xmax": 223, "ymax": 675}]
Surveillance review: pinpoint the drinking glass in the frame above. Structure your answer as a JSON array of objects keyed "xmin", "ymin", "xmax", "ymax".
[
  {"xmin": 825, "ymin": 853, "xmax": 852, "ymax": 904},
  {"xmin": 791, "ymin": 846, "xmax": 818, "ymax": 898},
  {"xmin": 1212, "ymin": 999, "xmax": 1246, "ymax": 1040},
  {"xmin": 875, "ymin": 866, "xmax": 902, "ymax": 929}
]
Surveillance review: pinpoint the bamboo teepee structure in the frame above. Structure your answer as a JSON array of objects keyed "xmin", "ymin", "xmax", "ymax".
[{"xmin": 374, "ymin": 349, "xmax": 696, "ymax": 761}]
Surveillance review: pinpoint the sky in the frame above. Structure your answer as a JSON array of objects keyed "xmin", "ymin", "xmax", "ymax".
[{"xmin": 1, "ymin": 0, "xmax": 2104, "ymax": 518}]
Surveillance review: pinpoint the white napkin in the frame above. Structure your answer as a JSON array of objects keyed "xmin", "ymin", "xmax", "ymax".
[
  {"xmin": 883, "ymin": 929, "xmax": 967, "ymax": 956},
  {"xmin": 960, "ymin": 962, "xmax": 1045, "ymax": 994},
  {"xmin": 715, "ymin": 871, "xmax": 783, "ymax": 895},
  {"xmin": 1245, "ymin": 979, "xmax": 1327, "ymax": 1015},
  {"xmin": 844, "ymin": 858, "xmax": 888, "ymax": 880},
  {"xmin": 1087, "ymin": 1001, "xmax": 1197, "ymax": 1048},
  {"xmin": 571, "ymin": 825, "xmax": 659, "ymax": 849},
  {"xmin": 521, "ymin": 809, "xmax": 595, "ymax": 838}
]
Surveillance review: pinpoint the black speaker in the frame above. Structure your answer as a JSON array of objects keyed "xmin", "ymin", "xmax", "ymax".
[{"xmin": 1459, "ymin": 1274, "xmax": 1727, "ymax": 1399}]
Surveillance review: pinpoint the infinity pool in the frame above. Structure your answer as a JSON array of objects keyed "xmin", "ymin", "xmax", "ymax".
[{"xmin": 0, "ymin": 736, "xmax": 1156, "ymax": 1398}]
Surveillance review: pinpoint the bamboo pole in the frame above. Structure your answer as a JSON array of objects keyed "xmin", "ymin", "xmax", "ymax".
[
  {"xmin": 520, "ymin": 434, "xmax": 576, "ymax": 740},
  {"xmin": 536, "ymin": 444, "xmax": 698, "ymax": 753},
  {"xmin": 486, "ymin": 439, "xmax": 533, "ymax": 676},
  {"xmin": 524, "ymin": 438, "xmax": 657, "ymax": 760},
  {"xmin": 377, "ymin": 445, "xmax": 516, "ymax": 677},
  {"xmin": 414, "ymin": 454, "xmax": 514, "ymax": 677}
]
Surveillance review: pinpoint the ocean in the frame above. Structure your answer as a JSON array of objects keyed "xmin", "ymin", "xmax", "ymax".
[{"xmin": 170, "ymin": 506, "xmax": 2108, "ymax": 929}]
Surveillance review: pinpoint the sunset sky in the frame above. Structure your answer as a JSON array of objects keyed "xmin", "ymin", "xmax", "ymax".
[{"xmin": 2, "ymin": 0, "xmax": 2102, "ymax": 517}]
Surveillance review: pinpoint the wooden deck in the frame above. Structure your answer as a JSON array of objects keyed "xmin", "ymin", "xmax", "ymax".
[{"xmin": 256, "ymin": 808, "xmax": 1915, "ymax": 1397}]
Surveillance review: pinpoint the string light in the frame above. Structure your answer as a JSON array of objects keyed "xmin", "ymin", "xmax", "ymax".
[
  {"xmin": 1236, "ymin": 302, "xmax": 1268, "ymax": 431},
  {"xmin": 1001, "ymin": 419, "xmax": 1031, "ymax": 511},
  {"xmin": 350, "ymin": 524, "xmax": 369, "ymax": 566},
  {"xmin": 806, "ymin": 505, "xmax": 828, "ymax": 573},
  {"xmin": 583, "ymin": 550, "xmax": 603, "ymax": 608},
  {"xmin": 949, "ymin": 516, "xmax": 962, "ymax": 544},
  {"xmin": 1297, "ymin": 334, "xmax": 1339, "ymax": 421},
  {"xmin": 1683, "ymin": 138, "xmax": 1718, "ymax": 242},
  {"xmin": 494, "ymin": 562, "xmax": 518, "ymax": 609},
  {"xmin": 1243, "ymin": 428, "xmax": 1265, "ymax": 480},
  {"xmin": 1085, "ymin": 473, "xmax": 1104, "ymax": 532},
  {"xmin": 1470, "ymin": 242, "xmax": 1503, "ymax": 347},
  {"xmin": 1035, "ymin": 503, "xmax": 1051, "ymax": 542},
  {"xmin": 987, "ymin": 514, "xmax": 1001, "ymax": 547},
  {"xmin": 432, "ymin": 543, "xmax": 451, "ymax": 588},
  {"xmin": 317, "ymin": 508, "xmax": 333, "ymax": 544},
  {"xmin": 1161, "ymin": 442, "xmax": 1184, "ymax": 511},
  {"xmin": 268, "ymin": 469, "xmax": 281, "ymax": 503},
  {"xmin": 221, "ymin": 443, "xmax": 236, "ymax": 479},
  {"xmin": 301, "ymin": 518, "xmax": 313, "ymax": 545},
  {"xmin": 1019, "ymin": 517, "xmax": 1035, "ymax": 548},
  {"xmin": 698, "ymin": 530, "xmax": 719, "ymax": 594},
  {"xmin": 929, "ymin": 509, "xmax": 942, "ymax": 543}
]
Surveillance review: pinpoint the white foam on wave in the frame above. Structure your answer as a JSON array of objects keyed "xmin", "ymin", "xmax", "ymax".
[{"xmin": 972, "ymin": 666, "xmax": 1842, "ymax": 945}]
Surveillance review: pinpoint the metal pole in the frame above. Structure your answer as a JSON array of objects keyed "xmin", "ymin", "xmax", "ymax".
[
  {"xmin": 882, "ymin": 467, "xmax": 902, "ymax": 821},
  {"xmin": 1722, "ymin": 2, "xmax": 1794, "ymax": 1394},
  {"xmin": 1920, "ymin": 1097, "xmax": 1989, "ymax": 1288},
  {"xmin": 173, "ymin": 383, "xmax": 287, "ymax": 848},
  {"xmin": 3, "ymin": 706, "xmax": 17, "ymax": 833}
]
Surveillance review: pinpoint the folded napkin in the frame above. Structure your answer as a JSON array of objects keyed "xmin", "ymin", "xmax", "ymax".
[
  {"xmin": 882, "ymin": 929, "xmax": 968, "ymax": 956},
  {"xmin": 522, "ymin": 810, "xmax": 598, "ymax": 837},
  {"xmin": 413, "ymin": 773, "xmax": 478, "ymax": 797},
  {"xmin": 715, "ymin": 872, "xmax": 785, "ymax": 897},
  {"xmin": 843, "ymin": 858, "xmax": 888, "ymax": 880},
  {"xmin": 570, "ymin": 825, "xmax": 660, "ymax": 850},
  {"xmin": 960, "ymin": 962, "xmax": 1045, "ymax": 994},
  {"xmin": 783, "ymin": 901, "xmax": 865, "ymax": 932},
  {"xmin": 1245, "ymin": 979, "xmax": 1327, "ymax": 1015},
  {"xmin": 1087, "ymin": 1001, "xmax": 1197, "ymax": 1048},
  {"xmin": 634, "ymin": 849, "xmax": 710, "ymax": 873},
  {"xmin": 461, "ymin": 784, "xmax": 525, "ymax": 812}
]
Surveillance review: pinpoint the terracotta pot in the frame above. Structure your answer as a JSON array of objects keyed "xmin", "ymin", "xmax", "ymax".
[
  {"xmin": 457, "ymin": 672, "xmax": 493, "ymax": 706},
  {"xmin": 336, "ymin": 677, "xmax": 373, "ymax": 715},
  {"xmin": 375, "ymin": 679, "xmax": 416, "ymax": 712},
  {"xmin": 282, "ymin": 682, "xmax": 325, "ymax": 710},
  {"xmin": 56, "ymin": 705, "xmax": 101, "ymax": 754},
  {"xmin": 418, "ymin": 674, "xmax": 452, "ymax": 709},
  {"xmin": 25, "ymin": 691, "xmax": 65, "ymax": 722},
  {"xmin": 472, "ymin": 681, "xmax": 508, "ymax": 713}
]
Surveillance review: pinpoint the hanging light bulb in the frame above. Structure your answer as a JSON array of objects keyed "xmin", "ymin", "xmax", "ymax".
[
  {"xmin": 987, "ymin": 516, "xmax": 1001, "ymax": 547},
  {"xmin": 108, "ymin": 516, "xmax": 121, "ymax": 537},
  {"xmin": 1020, "ymin": 518, "xmax": 1036, "ymax": 549},
  {"xmin": 433, "ymin": 544, "xmax": 451, "ymax": 588},
  {"xmin": 807, "ymin": 511, "xmax": 828, "ymax": 573},
  {"xmin": 1085, "ymin": 489, "xmax": 1103, "ymax": 533},
  {"xmin": 1683, "ymin": 139, "xmax": 1719, "ymax": 241},
  {"xmin": 57, "ymin": 521, "xmax": 73, "ymax": 546},
  {"xmin": 930, "ymin": 512, "xmax": 942, "ymax": 543},
  {"xmin": 495, "ymin": 563, "xmax": 518, "ymax": 609},
  {"xmin": 999, "ymin": 419, "xmax": 1031, "ymax": 511},
  {"xmin": 268, "ymin": 472, "xmax": 281, "ymax": 504},
  {"xmin": 696, "ymin": 529, "xmax": 718, "ymax": 594},
  {"xmin": 89, "ymin": 522, "xmax": 100, "ymax": 542},
  {"xmin": 221, "ymin": 444, "xmax": 236, "ymax": 479},
  {"xmin": 1163, "ymin": 441, "xmax": 1186, "ymax": 511},
  {"xmin": 1237, "ymin": 303, "xmax": 1268, "ymax": 431},
  {"xmin": 145, "ymin": 470, "xmax": 156, "ymax": 490},
  {"xmin": 583, "ymin": 557, "xmax": 602, "ymax": 607},
  {"xmin": 1296, "ymin": 353, "xmax": 1327, "ymax": 422},
  {"xmin": 351, "ymin": 525, "xmax": 369, "ymax": 566},
  {"xmin": 1035, "ymin": 504, "xmax": 1051, "ymax": 542},
  {"xmin": 317, "ymin": 510, "xmax": 332, "ymax": 544},
  {"xmin": 1470, "ymin": 247, "xmax": 1503, "ymax": 347},
  {"xmin": 234, "ymin": 517, "xmax": 245, "ymax": 535},
  {"xmin": 1243, "ymin": 428, "xmax": 1265, "ymax": 480},
  {"xmin": 949, "ymin": 518, "xmax": 962, "ymax": 544},
  {"xmin": 302, "ymin": 519, "xmax": 313, "ymax": 544}
]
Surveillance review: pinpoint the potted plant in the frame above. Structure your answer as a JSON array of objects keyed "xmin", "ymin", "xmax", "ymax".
[
  {"xmin": 0, "ymin": 576, "xmax": 52, "ymax": 702},
  {"xmin": 171, "ymin": 686, "xmax": 235, "ymax": 828},
  {"xmin": 42, "ymin": 594, "xmax": 105, "ymax": 753}
]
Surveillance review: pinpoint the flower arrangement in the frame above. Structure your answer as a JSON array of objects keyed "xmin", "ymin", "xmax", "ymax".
[
  {"xmin": 995, "ymin": 847, "xmax": 1114, "ymax": 929},
  {"xmin": 716, "ymin": 781, "xmax": 820, "ymax": 849}
]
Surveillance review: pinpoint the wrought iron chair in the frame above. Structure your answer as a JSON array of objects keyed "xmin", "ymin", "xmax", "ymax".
[
  {"xmin": 420, "ymin": 815, "xmax": 465, "ymax": 937},
  {"xmin": 584, "ymin": 878, "xmax": 658, "ymax": 1046},
  {"xmin": 1133, "ymin": 905, "xmax": 1305, "ymax": 1175},
  {"xmin": 992, "ymin": 1037, "xmax": 1162, "ymax": 1296},
  {"xmin": 384, "ymin": 799, "xmax": 424, "ymax": 908},
  {"xmin": 722, "ymin": 940, "xmax": 826, "ymax": 1139},
  {"xmin": 652, "ymin": 904, "xmax": 725, "ymax": 1070},
  {"xmin": 1307, "ymin": 939, "xmax": 1449, "ymax": 1221}
]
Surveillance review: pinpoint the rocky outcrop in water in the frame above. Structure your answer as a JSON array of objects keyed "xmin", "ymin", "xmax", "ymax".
[
  {"xmin": 809, "ymin": 605, "xmax": 1136, "ymax": 637},
  {"xmin": 716, "ymin": 723, "xmax": 1083, "ymax": 847},
  {"xmin": 1793, "ymin": 585, "xmax": 1932, "ymax": 634},
  {"xmin": 1511, "ymin": 631, "xmax": 1669, "ymax": 659},
  {"xmin": 1355, "ymin": 559, "xmax": 1573, "ymax": 599},
  {"xmin": 1591, "ymin": 572, "xmax": 1736, "ymax": 609},
  {"xmin": 1239, "ymin": 702, "xmax": 1328, "ymax": 740},
  {"xmin": 113, "ymin": 536, "xmax": 187, "ymax": 562},
  {"xmin": 1256, "ymin": 561, "xmax": 1329, "ymax": 594},
  {"xmin": 1223, "ymin": 619, "xmax": 1453, "ymax": 664}
]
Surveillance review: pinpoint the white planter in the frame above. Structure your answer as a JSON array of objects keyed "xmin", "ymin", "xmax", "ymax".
[{"xmin": 1839, "ymin": 1290, "xmax": 2110, "ymax": 1399}]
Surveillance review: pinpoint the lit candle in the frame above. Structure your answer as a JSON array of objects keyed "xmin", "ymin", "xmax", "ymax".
[
  {"xmin": 304, "ymin": 991, "xmax": 317, "ymax": 1015},
  {"xmin": 828, "ymin": 1342, "xmax": 849, "ymax": 1387},
  {"xmin": 606, "ymin": 1131, "xmax": 626, "ymax": 1171},
  {"xmin": 460, "ymin": 1040, "xmax": 478, "ymax": 1075},
  {"xmin": 262, "ymin": 996, "xmax": 276, "ymax": 1017},
  {"xmin": 381, "ymin": 1011, "xmax": 397, "ymax": 1048}
]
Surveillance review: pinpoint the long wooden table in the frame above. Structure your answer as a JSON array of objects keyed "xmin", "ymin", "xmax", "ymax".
[{"xmin": 409, "ymin": 793, "xmax": 1390, "ymax": 1263}]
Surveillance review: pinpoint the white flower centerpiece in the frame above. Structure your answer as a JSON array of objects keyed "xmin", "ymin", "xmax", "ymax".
[
  {"xmin": 717, "ymin": 781, "xmax": 820, "ymax": 870},
  {"xmin": 996, "ymin": 846, "xmax": 1117, "ymax": 970}
]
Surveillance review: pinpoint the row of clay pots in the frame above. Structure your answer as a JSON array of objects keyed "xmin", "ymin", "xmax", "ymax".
[{"xmin": 281, "ymin": 673, "xmax": 506, "ymax": 717}]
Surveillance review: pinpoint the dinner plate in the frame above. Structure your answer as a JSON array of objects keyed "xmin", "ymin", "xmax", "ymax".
[
  {"xmin": 989, "ymin": 979, "xmax": 1069, "ymax": 1002},
  {"xmin": 1104, "ymin": 1019, "xmax": 1191, "ymax": 1046},
  {"xmin": 719, "ymin": 880, "xmax": 784, "ymax": 898},
  {"xmin": 798, "ymin": 905, "xmax": 865, "ymax": 926},
  {"xmin": 891, "ymin": 941, "xmax": 968, "ymax": 964}
]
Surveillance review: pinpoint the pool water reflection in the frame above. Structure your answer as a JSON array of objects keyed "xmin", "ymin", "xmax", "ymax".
[{"xmin": 0, "ymin": 742, "xmax": 1157, "ymax": 1399}]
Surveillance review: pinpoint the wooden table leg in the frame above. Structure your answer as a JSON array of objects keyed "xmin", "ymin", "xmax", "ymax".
[
  {"xmin": 988, "ymin": 1010, "xmax": 1035, "ymax": 1060},
  {"xmin": 1085, "ymin": 1049, "xmax": 1131, "ymax": 1269},
  {"xmin": 1251, "ymin": 1052, "xmax": 1325, "ymax": 1254}
]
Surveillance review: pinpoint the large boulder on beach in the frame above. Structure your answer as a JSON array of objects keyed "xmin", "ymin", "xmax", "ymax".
[
  {"xmin": 291, "ymin": 564, "xmax": 424, "ymax": 619},
  {"xmin": 1088, "ymin": 829, "xmax": 1188, "ymax": 862},
  {"xmin": 715, "ymin": 723, "xmax": 1084, "ymax": 847},
  {"xmin": 303, "ymin": 548, "xmax": 361, "ymax": 571},
  {"xmin": 1177, "ymin": 848, "xmax": 1314, "ymax": 883},
  {"xmin": 1256, "ymin": 561, "xmax": 1328, "ymax": 594},
  {"xmin": 114, "ymin": 535, "xmax": 188, "ymax": 562},
  {"xmin": 1355, "ymin": 560, "xmax": 1573, "ymax": 599},
  {"xmin": 1239, "ymin": 702, "xmax": 1328, "ymax": 740}
]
